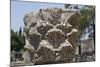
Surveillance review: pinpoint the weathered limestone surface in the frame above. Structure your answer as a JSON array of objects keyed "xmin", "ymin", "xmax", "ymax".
[{"xmin": 23, "ymin": 8, "xmax": 80, "ymax": 64}]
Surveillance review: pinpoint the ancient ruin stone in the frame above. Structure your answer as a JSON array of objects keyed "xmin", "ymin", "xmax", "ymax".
[
  {"xmin": 37, "ymin": 23, "xmax": 53, "ymax": 39},
  {"xmin": 23, "ymin": 8, "xmax": 80, "ymax": 64},
  {"xmin": 46, "ymin": 28, "xmax": 66, "ymax": 48}
]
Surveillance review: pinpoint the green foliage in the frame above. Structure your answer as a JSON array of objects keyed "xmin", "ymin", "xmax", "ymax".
[
  {"xmin": 78, "ymin": 6, "xmax": 95, "ymax": 38},
  {"xmin": 19, "ymin": 27, "xmax": 22, "ymax": 36},
  {"xmin": 79, "ymin": 5, "xmax": 95, "ymax": 31},
  {"xmin": 64, "ymin": 4, "xmax": 95, "ymax": 39},
  {"xmin": 64, "ymin": 4, "xmax": 71, "ymax": 8},
  {"xmin": 11, "ymin": 28, "xmax": 25, "ymax": 51}
]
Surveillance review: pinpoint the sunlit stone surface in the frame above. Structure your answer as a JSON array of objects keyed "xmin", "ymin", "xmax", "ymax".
[{"xmin": 23, "ymin": 8, "xmax": 80, "ymax": 64}]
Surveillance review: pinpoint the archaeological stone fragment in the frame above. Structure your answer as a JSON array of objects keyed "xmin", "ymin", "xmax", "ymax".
[{"xmin": 23, "ymin": 8, "xmax": 80, "ymax": 64}]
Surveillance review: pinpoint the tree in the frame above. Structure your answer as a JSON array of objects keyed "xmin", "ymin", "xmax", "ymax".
[
  {"xmin": 79, "ymin": 5, "xmax": 95, "ymax": 30},
  {"xmin": 19, "ymin": 27, "xmax": 22, "ymax": 36},
  {"xmin": 64, "ymin": 4, "xmax": 71, "ymax": 9},
  {"xmin": 11, "ymin": 29, "xmax": 25, "ymax": 51},
  {"xmin": 64, "ymin": 4, "xmax": 95, "ymax": 41}
]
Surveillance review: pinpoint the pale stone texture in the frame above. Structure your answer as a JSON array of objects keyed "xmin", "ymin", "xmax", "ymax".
[{"xmin": 23, "ymin": 8, "xmax": 80, "ymax": 64}]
